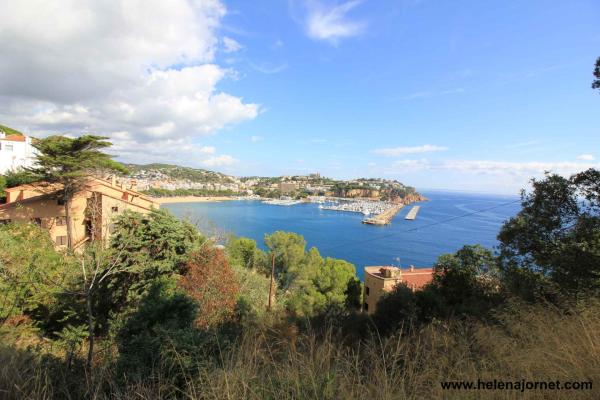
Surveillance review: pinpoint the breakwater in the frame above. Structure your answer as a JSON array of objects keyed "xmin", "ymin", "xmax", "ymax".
[
  {"xmin": 362, "ymin": 204, "xmax": 404, "ymax": 225},
  {"xmin": 405, "ymin": 206, "xmax": 420, "ymax": 220}
]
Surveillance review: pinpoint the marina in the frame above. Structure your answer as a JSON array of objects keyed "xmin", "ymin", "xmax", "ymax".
[
  {"xmin": 405, "ymin": 206, "xmax": 420, "ymax": 220},
  {"xmin": 362, "ymin": 204, "xmax": 404, "ymax": 225}
]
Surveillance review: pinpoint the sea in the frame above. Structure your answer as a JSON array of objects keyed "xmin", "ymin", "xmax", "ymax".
[{"xmin": 164, "ymin": 190, "xmax": 521, "ymax": 281}]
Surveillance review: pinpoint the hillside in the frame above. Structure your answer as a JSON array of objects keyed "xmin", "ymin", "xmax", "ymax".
[
  {"xmin": 0, "ymin": 124, "xmax": 24, "ymax": 136},
  {"xmin": 125, "ymin": 163, "xmax": 235, "ymax": 184}
]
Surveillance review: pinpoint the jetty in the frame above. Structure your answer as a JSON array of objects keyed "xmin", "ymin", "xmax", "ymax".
[
  {"xmin": 362, "ymin": 204, "xmax": 404, "ymax": 225},
  {"xmin": 405, "ymin": 206, "xmax": 420, "ymax": 220}
]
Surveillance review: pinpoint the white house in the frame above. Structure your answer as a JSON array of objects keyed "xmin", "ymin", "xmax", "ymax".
[{"xmin": 0, "ymin": 131, "xmax": 37, "ymax": 174}]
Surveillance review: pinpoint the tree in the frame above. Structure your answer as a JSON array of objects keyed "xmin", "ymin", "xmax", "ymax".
[
  {"xmin": 228, "ymin": 237, "xmax": 267, "ymax": 271},
  {"xmin": 178, "ymin": 246, "xmax": 239, "ymax": 329},
  {"xmin": 593, "ymin": 57, "xmax": 600, "ymax": 91},
  {"xmin": 372, "ymin": 284, "xmax": 419, "ymax": 335},
  {"xmin": 264, "ymin": 231, "xmax": 307, "ymax": 289},
  {"xmin": 498, "ymin": 170, "xmax": 600, "ymax": 300},
  {"xmin": 101, "ymin": 209, "xmax": 203, "ymax": 317},
  {"xmin": 26, "ymin": 135, "xmax": 127, "ymax": 249},
  {"xmin": 431, "ymin": 245, "xmax": 502, "ymax": 318}
]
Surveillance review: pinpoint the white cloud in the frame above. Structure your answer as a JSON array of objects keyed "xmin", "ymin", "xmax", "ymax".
[
  {"xmin": 373, "ymin": 144, "xmax": 448, "ymax": 157},
  {"xmin": 249, "ymin": 62, "xmax": 288, "ymax": 74},
  {"xmin": 388, "ymin": 158, "xmax": 599, "ymax": 177},
  {"xmin": 577, "ymin": 154, "xmax": 595, "ymax": 161},
  {"xmin": 297, "ymin": 0, "xmax": 366, "ymax": 44},
  {"xmin": 222, "ymin": 36, "xmax": 243, "ymax": 53},
  {"xmin": 250, "ymin": 135, "xmax": 264, "ymax": 142},
  {"xmin": 201, "ymin": 154, "xmax": 237, "ymax": 167},
  {"xmin": 0, "ymin": 0, "xmax": 258, "ymax": 167}
]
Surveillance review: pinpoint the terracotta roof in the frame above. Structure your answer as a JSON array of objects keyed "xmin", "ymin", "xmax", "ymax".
[
  {"xmin": 364, "ymin": 265, "xmax": 435, "ymax": 290},
  {"xmin": 0, "ymin": 134, "xmax": 26, "ymax": 142}
]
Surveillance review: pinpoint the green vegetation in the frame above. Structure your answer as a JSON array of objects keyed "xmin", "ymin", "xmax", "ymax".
[
  {"xmin": 1, "ymin": 161, "xmax": 600, "ymax": 398},
  {"xmin": 142, "ymin": 187, "xmax": 239, "ymax": 197},
  {"xmin": 127, "ymin": 163, "xmax": 233, "ymax": 184},
  {"xmin": 0, "ymin": 124, "xmax": 24, "ymax": 136},
  {"xmin": 24, "ymin": 135, "xmax": 127, "ymax": 248},
  {"xmin": 593, "ymin": 56, "xmax": 600, "ymax": 90}
]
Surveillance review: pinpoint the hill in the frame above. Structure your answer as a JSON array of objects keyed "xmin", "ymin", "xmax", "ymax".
[
  {"xmin": 0, "ymin": 124, "xmax": 24, "ymax": 136},
  {"xmin": 125, "ymin": 163, "xmax": 235, "ymax": 184}
]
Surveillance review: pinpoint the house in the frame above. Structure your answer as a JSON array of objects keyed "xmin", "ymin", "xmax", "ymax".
[
  {"xmin": 363, "ymin": 265, "xmax": 434, "ymax": 314},
  {"xmin": 279, "ymin": 182, "xmax": 299, "ymax": 194},
  {"xmin": 0, "ymin": 176, "xmax": 159, "ymax": 249},
  {"xmin": 0, "ymin": 131, "xmax": 38, "ymax": 174}
]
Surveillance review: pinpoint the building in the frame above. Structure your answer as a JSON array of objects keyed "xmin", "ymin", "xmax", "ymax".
[
  {"xmin": 0, "ymin": 131, "xmax": 38, "ymax": 174},
  {"xmin": 279, "ymin": 181, "xmax": 299, "ymax": 194},
  {"xmin": 363, "ymin": 265, "xmax": 434, "ymax": 314},
  {"xmin": 0, "ymin": 176, "xmax": 159, "ymax": 249}
]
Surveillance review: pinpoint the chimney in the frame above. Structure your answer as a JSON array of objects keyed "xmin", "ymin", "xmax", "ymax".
[{"xmin": 410, "ymin": 265, "xmax": 414, "ymax": 272}]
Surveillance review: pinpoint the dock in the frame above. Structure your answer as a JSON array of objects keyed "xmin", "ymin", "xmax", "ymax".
[
  {"xmin": 405, "ymin": 206, "xmax": 420, "ymax": 220},
  {"xmin": 362, "ymin": 204, "xmax": 404, "ymax": 225}
]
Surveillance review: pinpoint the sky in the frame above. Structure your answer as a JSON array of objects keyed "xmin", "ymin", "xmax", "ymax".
[{"xmin": 0, "ymin": 0, "xmax": 599, "ymax": 194}]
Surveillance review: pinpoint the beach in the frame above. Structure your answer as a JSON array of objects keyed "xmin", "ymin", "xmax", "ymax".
[{"xmin": 150, "ymin": 196, "xmax": 235, "ymax": 204}]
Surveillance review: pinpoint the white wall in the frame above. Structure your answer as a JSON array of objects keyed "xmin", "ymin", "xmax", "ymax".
[{"xmin": 0, "ymin": 132, "xmax": 38, "ymax": 174}]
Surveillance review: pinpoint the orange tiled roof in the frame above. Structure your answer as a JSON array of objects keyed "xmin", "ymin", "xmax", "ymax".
[
  {"xmin": 0, "ymin": 134, "xmax": 26, "ymax": 142},
  {"xmin": 364, "ymin": 265, "xmax": 435, "ymax": 290}
]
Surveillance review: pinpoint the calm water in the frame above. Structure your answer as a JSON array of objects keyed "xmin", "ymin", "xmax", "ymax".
[{"xmin": 164, "ymin": 191, "xmax": 521, "ymax": 280}]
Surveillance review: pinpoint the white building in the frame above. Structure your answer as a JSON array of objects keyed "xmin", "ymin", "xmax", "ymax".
[{"xmin": 0, "ymin": 131, "xmax": 37, "ymax": 174}]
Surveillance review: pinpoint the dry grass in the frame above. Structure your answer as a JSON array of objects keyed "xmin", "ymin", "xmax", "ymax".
[{"xmin": 1, "ymin": 301, "xmax": 599, "ymax": 399}]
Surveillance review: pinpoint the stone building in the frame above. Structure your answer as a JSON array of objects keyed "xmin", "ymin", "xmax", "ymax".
[{"xmin": 0, "ymin": 176, "xmax": 158, "ymax": 249}]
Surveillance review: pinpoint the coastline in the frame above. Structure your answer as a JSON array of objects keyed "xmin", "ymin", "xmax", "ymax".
[{"xmin": 149, "ymin": 196, "xmax": 236, "ymax": 204}]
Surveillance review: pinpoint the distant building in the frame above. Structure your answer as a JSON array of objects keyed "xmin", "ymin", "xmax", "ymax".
[
  {"xmin": 363, "ymin": 265, "xmax": 434, "ymax": 314},
  {"xmin": 0, "ymin": 176, "xmax": 159, "ymax": 249},
  {"xmin": 279, "ymin": 182, "xmax": 299, "ymax": 194},
  {"xmin": 0, "ymin": 131, "xmax": 38, "ymax": 174}
]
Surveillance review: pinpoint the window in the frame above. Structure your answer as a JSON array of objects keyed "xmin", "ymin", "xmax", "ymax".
[
  {"xmin": 56, "ymin": 216, "xmax": 67, "ymax": 226},
  {"xmin": 0, "ymin": 219, "xmax": 11, "ymax": 225},
  {"xmin": 57, "ymin": 198, "xmax": 65, "ymax": 206},
  {"xmin": 56, "ymin": 235, "xmax": 67, "ymax": 246},
  {"xmin": 364, "ymin": 302, "xmax": 369, "ymax": 311},
  {"xmin": 365, "ymin": 286, "xmax": 370, "ymax": 296},
  {"xmin": 5, "ymin": 144, "xmax": 13, "ymax": 151},
  {"xmin": 111, "ymin": 206, "xmax": 119, "ymax": 213},
  {"xmin": 30, "ymin": 218, "xmax": 42, "ymax": 226}
]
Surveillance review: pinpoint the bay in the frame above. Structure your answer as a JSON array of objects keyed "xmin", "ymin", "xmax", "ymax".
[{"xmin": 164, "ymin": 190, "xmax": 521, "ymax": 280}]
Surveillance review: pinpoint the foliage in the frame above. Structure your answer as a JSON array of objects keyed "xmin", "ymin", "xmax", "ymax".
[
  {"xmin": 430, "ymin": 244, "xmax": 503, "ymax": 318},
  {"xmin": 142, "ymin": 187, "xmax": 238, "ymax": 197},
  {"xmin": 179, "ymin": 246, "xmax": 239, "ymax": 329},
  {"xmin": 372, "ymin": 284, "xmax": 419, "ymax": 335},
  {"xmin": 116, "ymin": 277, "xmax": 200, "ymax": 381},
  {"xmin": 0, "ymin": 223, "xmax": 77, "ymax": 330},
  {"xmin": 126, "ymin": 163, "xmax": 233, "ymax": 183},
  {"xmin": 0, "ymin": 124, "xmax": 24, "ymax": 136},
  {"xmin": 25, "ymin": 135, "xmax": 127, "ymax": 248},
  {"xmin": 263, "ymin": 232, "xmax": 358, "ymax": 316},
  {"xmin": 232, "ymin": 263, "xmax": 273, "ymax": 320},
  {"xmin": 593, "ymin": 56, "xmax": 600, "ymax": 91},
  {"xmin": 227, "ymin": 236, "xmax": 267, "ymax": 271},
  {"xmin": 498, "ymin": 169, "xmax": 600, "ymax": 300},
  {"xmin": 101, "ymin": 209, "xmax": 203, "ymax": 317},
  {"xmin": 0, "ymin": 175, "xmax": 5, "ymax": 201}
]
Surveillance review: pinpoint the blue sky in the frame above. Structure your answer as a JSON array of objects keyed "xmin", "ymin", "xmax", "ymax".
[
  {"xmin": 1, "ymin": 0, "xmax": 599, "ymax": 194},
  {"xmin": 208, "ymin": 0, "xmax": 600, "ymax": 193}
]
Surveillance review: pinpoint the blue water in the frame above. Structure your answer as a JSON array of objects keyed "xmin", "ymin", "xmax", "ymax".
[{"xmin": 164, "ymin": 191, "xmax": 521, "ymax": 280}]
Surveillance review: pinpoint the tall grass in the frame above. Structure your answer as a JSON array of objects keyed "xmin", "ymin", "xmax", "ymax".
[{"xmin": 1, "ymin": 300, "xmax": 599, "ymax": 399}]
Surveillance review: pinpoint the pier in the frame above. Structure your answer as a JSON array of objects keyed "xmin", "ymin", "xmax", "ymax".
[
  {"xmin": 362, "ymin": 204, "xmax": 404, "ymax": 225},
  {"xmin": 405, "ymin": 206, "xmax": 420, "ymax": 220}
]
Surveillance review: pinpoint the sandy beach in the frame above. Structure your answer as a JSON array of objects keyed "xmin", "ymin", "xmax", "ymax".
[{"xmin": 149, "ymin": 196, "xmax": 235, "ymax": 204}]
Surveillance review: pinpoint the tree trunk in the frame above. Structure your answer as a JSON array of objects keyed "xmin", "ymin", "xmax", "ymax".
[
  {"xmin": 268, "ymin": 253, "xmax": 276, "ymax": 311},
  {"xmin": 86, "ymin": 289, "xmax": 94, "ymax": 372},
  {"xmin": 65, "ymin": 194, "xmax": 73, "ymax": 250}
]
